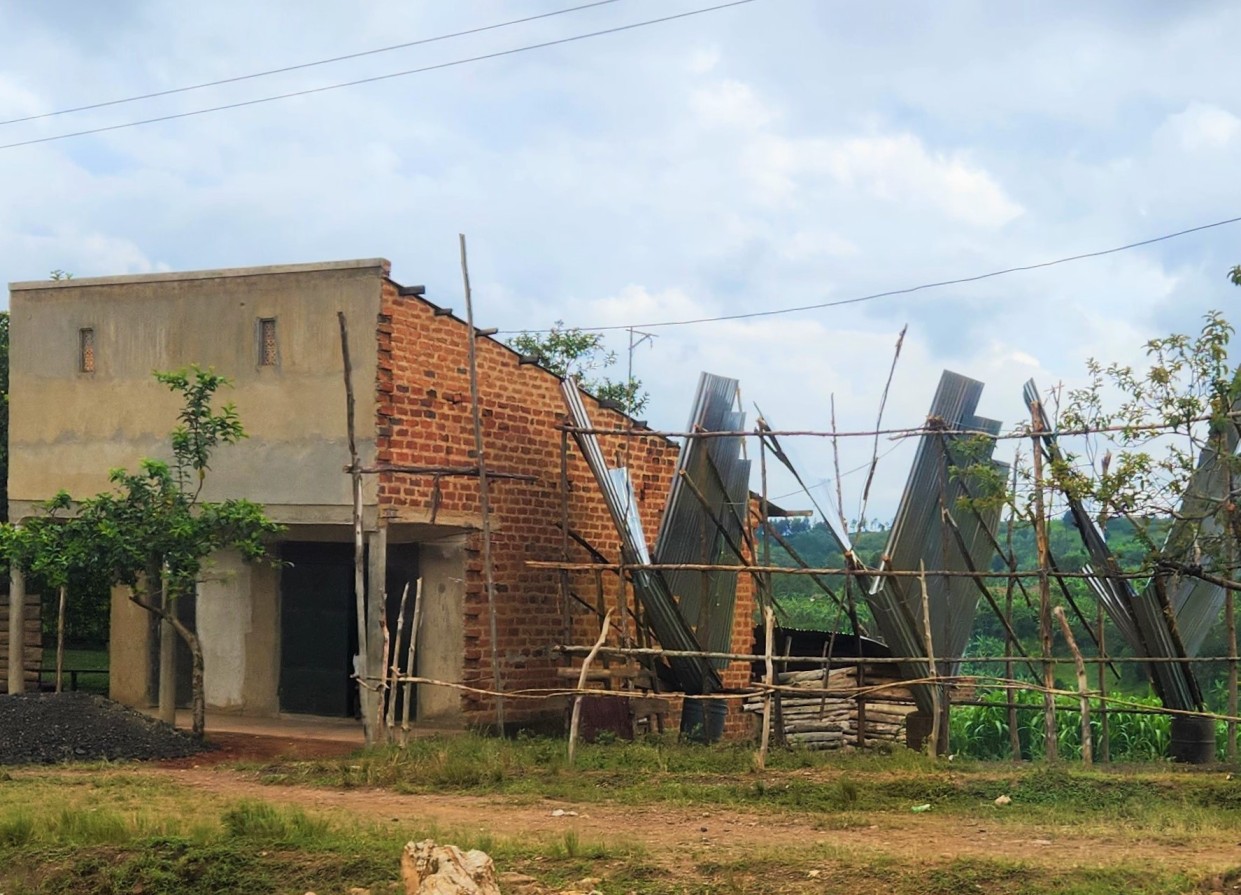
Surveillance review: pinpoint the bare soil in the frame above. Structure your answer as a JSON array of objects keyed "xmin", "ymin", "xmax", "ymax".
[{"xmin": 137, "ymin": 744, "xmax": 1241, "ymax": 876}]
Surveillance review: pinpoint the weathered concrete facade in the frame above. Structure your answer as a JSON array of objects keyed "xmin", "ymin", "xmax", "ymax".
[{"xmin": 7, "ymin": 259, "xmax": 755, "ymax": 730}]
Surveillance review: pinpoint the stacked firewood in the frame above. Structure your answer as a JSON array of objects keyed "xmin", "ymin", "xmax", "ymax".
[{"xmin": 742, "ymin": 664, "xmax": 918, "ymax": 750}]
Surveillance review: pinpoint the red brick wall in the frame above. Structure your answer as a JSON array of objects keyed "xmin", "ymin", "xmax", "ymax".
[{"xmin": 375, "ymin": 281, "xmax": 756, "ymax": 734}]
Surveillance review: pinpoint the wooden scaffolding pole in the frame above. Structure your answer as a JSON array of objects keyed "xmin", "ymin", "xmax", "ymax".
[
  {"xmin": 338, "ymin": 311, "xmax": 375, "ymax": 746},
  {"xmin": 460, "ymin": 233, "xmax": 506, "ymax": 734},
  {"xmin": 1030, "ymin": 400, "xmax": 1058, "ymax": 761}
]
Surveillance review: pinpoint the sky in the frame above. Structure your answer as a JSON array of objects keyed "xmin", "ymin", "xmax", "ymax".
[{"xmin": 2, "ymin": 0, "xmax": 1240, "ymax": 524}]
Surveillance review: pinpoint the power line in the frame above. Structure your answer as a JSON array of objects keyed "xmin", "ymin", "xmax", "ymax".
[
  {"xmin": 0, "ymin": 0, "xmax": 628, "ymax": 127},
  {"xmin": 500, "ymin": 213, "xmax": 1241, "ymax": 334},
  {"xmin": 0, "ymin": 0, "xmax": 759, "ymax": 151}
]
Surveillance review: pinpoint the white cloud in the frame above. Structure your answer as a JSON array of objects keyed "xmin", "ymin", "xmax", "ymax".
[{"xmin": 1157, "ymin": 102, "xmax": 1241, "ymax": 152}]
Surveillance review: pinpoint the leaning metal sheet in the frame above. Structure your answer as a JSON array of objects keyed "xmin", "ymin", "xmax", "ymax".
[
  {"xmin": 561, "ymin": 381, "xmax": 721, "ymax": 694},
  {"xmin": 866, "ymin": 371, "xmax": 1003, "ymax": 713},
  {"xmin": 656, "ymin": 373, "xmax": 750, "ymax": 672}
]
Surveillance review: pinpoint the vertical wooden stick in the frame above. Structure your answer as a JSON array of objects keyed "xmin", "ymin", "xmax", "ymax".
[
  {"xmin": 401, "ymin": 578, "xmax": 424, "ymax": 744},
  {"xmin": 55, "ymin": 585, "xmax": 67, "ymax": 694},
  {"xmin": 1053, "ymin": 606, "xmax": 1092, "ymax": 765},
  {"xmin": 559, "ymin": 428, "xmax": 572, "ymax": 651},
  {"xmin": 1097, "ymin": 601, "xmax": 1110, "ymax": 763},
  {"xmin": 568, "ymin": 609, "xmax": 613, "ymax": 766},
  {"xmin": 757, "ymin": 604, "xmax": 776, "ymax": 770},
  {"xmin": 338, "ymin": 311, "xmax": 373, "ymax": 746},
  {"xmin": 376, "ymin": 622, "xmax": 390, "ymax": 741},
  {"xmin": 1227, "ymin": 491, "xmax": 1238, "ymax": 761},
  {"xmin": 919, "ymin": 560, "xmax": 941, "ymax": 757},
  {"xmin": 1030, "ymin": 401, "xmax": 1058, "ymax": 761},
  {"xmin": 1004, "ymin": 458, "xmax": 1021, "ymax": 761},
  {"xmin": 459, "ymin": 233, "xmax": 505, "ymax": 735},
  {"xmin": 386, "ymin": 582, "xmax": 410, "ymax": 736}
]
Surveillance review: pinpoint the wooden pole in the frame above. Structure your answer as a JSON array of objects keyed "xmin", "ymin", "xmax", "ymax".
[
  {"xmin": 1097, "ymin": 601, "xmax": 1110, "ymax": 762},
  {"xmin": 757, "ymin": 604, "xmax": 776, "ymax": 770},
  {"xmin": 568, "ymin": 609, "xmax": 613, "ymax": 766},
  {"xmin": 459, "ymin": 233, "xmax": 506, "ymax": 735},
  {"xmin": 1005, "ymin": 458, "xmax": 1021, "ymax": 761},
  {"xmin": 919, "ymin": 560, "xmax": 941, "ymax": 756},
  {"xmin": 387, "ymin": 582, "xmax": 411, "ymax": 737},
  {"xmin": 1030, "ymin": 401, "xmax": 1058, "ymax": 761},
  {"xmin": 55, "ymin": 584, "xmax": 67, "ymax": 694},
  {"xmin": 401, "ymin": 578, "xmax": 424, "ymax": 745},
  {"xmin": 559, "ymin": 428, "xmax": 572, "ymax": 652},
  {"xmin": 1228, "ymin": 461, "xmax": 1238, "ymax": 762},
  {"xmin": 1053, "ymin": 606, "xmax": 1092, "ymax": 765},
  {"xmin": 338, "ymin": 311, "xmax": 374, "ymax": 745}
]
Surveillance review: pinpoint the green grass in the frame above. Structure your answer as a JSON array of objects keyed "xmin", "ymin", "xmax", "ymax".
[{"xmin": 39, "ymin": 647, "xmax": 109, "ymax": 694}]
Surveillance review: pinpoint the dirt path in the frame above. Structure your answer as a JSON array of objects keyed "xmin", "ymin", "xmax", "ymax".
[{"xmin": 140, "ymin": 764, "xmax": 1241, "ymax": 875}]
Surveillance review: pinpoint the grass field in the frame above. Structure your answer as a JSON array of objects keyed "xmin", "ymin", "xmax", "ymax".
[
  {"xmin": 4, "ymin": 735, "xmax": 1241, "ymax": 893},
  {"xmin": 38, "ymin": 647, "xmax": 109, "ymax": 694}
]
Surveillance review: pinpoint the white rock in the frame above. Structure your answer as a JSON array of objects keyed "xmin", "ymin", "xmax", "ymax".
[{"xmin": 401, "ymin": 840, "xmax": 499, "ymax": 895}]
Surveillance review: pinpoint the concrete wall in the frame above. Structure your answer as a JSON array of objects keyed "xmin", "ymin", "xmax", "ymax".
[
  {"xmin": 109, "ymin": 584, "xmax": 151, "ymax": 707},
  {"xmin": 195, "ymin": 548, "xmax": 279, "ymax": 715},
  {"xmin": 8, "ymin": 259, "xmax": 386, "ymax": 524},
  {"xmin": 415, "ymin": 534, "xmax": 466, "ymax": 722}
]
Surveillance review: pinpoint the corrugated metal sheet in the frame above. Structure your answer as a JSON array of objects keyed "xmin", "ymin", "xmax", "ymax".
[
  {"xmin": 1028, "ymin": 379, "xmax": 1241, "ymax": 712},
  {"xmin": 561, "ymin": 381, "xmax": 722, "ymax": 694},
  {"xmin": 656, "ymin": 373, "xmax": 751, "ymax": 671},
  {"xmin": 867, "ymin": 371, "xmax": 1005, "ymax": 713}
]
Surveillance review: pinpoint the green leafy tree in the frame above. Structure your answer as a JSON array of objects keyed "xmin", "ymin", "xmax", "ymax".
[
  {"xmin": 509, "ymin": 320, "xmax": 649, "ymax": 414},
  {"xmin": 6, "ymin": 367, "xmax": 281, "ymax": 738}
]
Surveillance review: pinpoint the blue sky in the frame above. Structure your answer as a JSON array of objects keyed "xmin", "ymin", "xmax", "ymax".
[{"xmin": 2, "ymin": 0, "xmax": 1239, "ymax": 520}]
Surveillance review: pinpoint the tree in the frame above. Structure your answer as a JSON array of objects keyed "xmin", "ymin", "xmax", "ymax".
[
  {"xmin": 6, "ymin": 367, "xmax": 281, "ymax": 738},
  {"xmin": 509, "ymin": 321, "xmax": 649, "ymax": 414}
]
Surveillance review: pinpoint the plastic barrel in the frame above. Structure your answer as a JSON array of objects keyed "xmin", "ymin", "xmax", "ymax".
[
  {"xmin": 680, "ymin": 697, "xmax": 727, "ymax": 743},
  {"xmin": 1169, "ymin": 715, "xmax": 1216, "ymax": 764}
]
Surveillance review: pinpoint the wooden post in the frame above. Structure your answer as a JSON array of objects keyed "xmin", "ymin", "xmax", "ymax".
[
  {"xmin": 460, "ymin": 233, "xmax": 505, "ymax": 735},
  {"xmin": 7, "ymin": 562, "xmax": 25, "ymax": 694},
  {"xmin": 1004, "ymin": 460, "xmax": 1021, "ymax": 761},
  {"xmin": 401, "ymin": 578, "xmax": 424, "ymax": 744},
  {"xmin": 369, "ymin": 525, "xmax": 389, "ymax": 740},
  {"xmin": 757, "ymin": 605, "xmax": 776, "ymax": 770},
  {"xmin": 919, "ymin": 561, "xmax": 941, "ymax": 757},
  {"xmin": 1228, "ymin": 501, "xmax": 1238, "ymax": 761},
  {"xmin": 1097, "ymin": 602, "xmax": 1110, "ymax": 763},
  {"xmin": 1053, "ymin": 606, "xmax": 1092, "ymax": 765},
  {"xmin": 338, "ymin": 311, "xmax": 375, "ymax": 745},
  {"xmin": 387, "ymin": 582, "xmax": 411, "ymax": 737},
  {"xmin": 1030, "ymin": 401, "xmax": 1058, "ymax": 761},
  {"xmin": 568, "ymin": 609, "xmax": 613, "ymax": 766},
  {"xmin": 55, "ymin": 584, "xmax": 67, "ymax": 694},
  {"xmin": 559, "ymin": 428, "xmax": 572, "ymax": 650}
]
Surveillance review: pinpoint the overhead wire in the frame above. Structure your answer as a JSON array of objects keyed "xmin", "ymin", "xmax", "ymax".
[
  {"xmin": 0, "ymin": 0, "xmax": 628, "ymax": 127},
  {"xmin": 498, "ymin": 213, "xmax": 1241, "ymax": 334},
  {"xmin": 0, "ymin": 0, "xmax": 760, "ymax": 152}
]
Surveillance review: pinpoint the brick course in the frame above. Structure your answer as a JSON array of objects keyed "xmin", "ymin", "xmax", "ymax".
[{"xmin": 374, "ymin": 280, "xmax": 756, "ymax": 733}]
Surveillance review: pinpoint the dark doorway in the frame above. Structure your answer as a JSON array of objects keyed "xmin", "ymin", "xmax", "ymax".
[{"xmin": 279, "ymin": 542, "xmax": 357, "ymax": 716}]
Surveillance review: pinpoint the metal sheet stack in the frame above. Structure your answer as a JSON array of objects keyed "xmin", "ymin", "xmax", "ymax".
[
  {"xmin": 865, "ymin": 371, "xmax": 1006, "ymax": 714},
  {"xmin": 561, "ymin": 375, "xmax": 748, "ymax": 695}
]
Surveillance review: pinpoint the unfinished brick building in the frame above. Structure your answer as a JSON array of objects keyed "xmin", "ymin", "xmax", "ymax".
[{"xmin": 7, "ymin": 259, "xmax": 755, "ymax": 732}]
